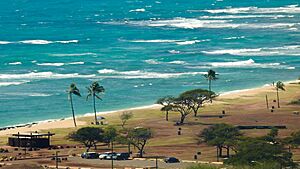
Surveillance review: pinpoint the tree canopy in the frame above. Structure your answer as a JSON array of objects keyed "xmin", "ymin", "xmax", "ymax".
[
  {"xmin": 179, "ymin": 89, "xmax": 217, "ymax": 116},
  {"xmin": 68, "ymin": 127, "xmax": 104, "ymax": 152},
  {"xmin": 225, "ymin": 138, "xmax": 295, "ymax": 167},
  {"xmin": 127, "ymin": 127, "xmax": 152, "ymax": 157},
  {"xmin": 198, "ymin": 123, "xmax": 242, "ymax": 158},
  {"xmin": 120, "ymin": 111, "xmax": 133, "ymax": 128}
]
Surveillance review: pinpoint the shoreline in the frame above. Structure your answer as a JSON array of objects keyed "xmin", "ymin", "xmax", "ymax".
[{"xmin": 0, "ymin": 79, "xmax": 298, "ymax": 136}]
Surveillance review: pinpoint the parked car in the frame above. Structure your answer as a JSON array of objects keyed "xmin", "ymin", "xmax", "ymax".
[
  {"xmin": 81, "ymin": 152, "xmax": 99, "ymax": 159},
  {"xmin": 164, "ymin": 157, "xmax": 180, "ymax": 163},
  {"xmin": 99, "ymin": 152, "xmax": 117, "ymax": 160},
  {"xmin": 116, "ymin": 152, "xmax": 130, "ymax": 160}
]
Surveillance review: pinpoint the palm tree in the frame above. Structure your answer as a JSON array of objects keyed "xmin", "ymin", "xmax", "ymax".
[
  {"xmin": 204, "ymin": 69, "xmax": 218, "ymax": 102},
  {"xmin": 275, "ymin": 81, "xmax": 285, "ymax": 108},
  {"xmin": 86, "ymin": 81, "xmax": 105, "ymax": 124},
  {"xmin": 67, "ymin": 83, "xmax": 81, "ymax": 127}
]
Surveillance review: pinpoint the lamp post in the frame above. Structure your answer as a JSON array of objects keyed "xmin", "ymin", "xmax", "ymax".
[
  {"xmin": 55, "ymin": 151, "xmax": 60, "ymax": 169},
  {"xmin": 111, "ymin": 141, "xmax": 114, "ymax": 169}
]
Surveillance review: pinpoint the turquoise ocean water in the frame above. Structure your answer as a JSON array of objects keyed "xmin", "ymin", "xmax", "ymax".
[{"xmin": 0, "ymin": 0, "xmax": 299, "ymax": 127}]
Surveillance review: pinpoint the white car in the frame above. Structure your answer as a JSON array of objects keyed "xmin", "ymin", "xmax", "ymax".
[{"xmin": 99, "ymin": 152, "xmax": 117, "ymax": 160}]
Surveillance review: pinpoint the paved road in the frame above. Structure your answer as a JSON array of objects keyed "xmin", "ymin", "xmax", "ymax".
[{"xmin": 68, "ymin": 156, "xmax": 195, "ymax": 169}]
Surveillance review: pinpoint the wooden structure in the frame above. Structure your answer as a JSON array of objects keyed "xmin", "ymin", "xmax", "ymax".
[{"xmin": 8, "ymin": 132, "xmax": 55, "ymax": 148}]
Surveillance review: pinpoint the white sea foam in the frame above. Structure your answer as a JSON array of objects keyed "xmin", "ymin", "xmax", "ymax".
[
  {"xmin": 223, "ymin": 36, "xmax": 245, "ymax": 40},
  {"xmin": 168, "ymin": 50, "xmax": 181, "ymax": 54},
  {"xmin": 50, "ymin": 53, "xmax": 97, "ymax": 57},
  {"xmin": 37, "ymin": 63, "xmax": 65, "ymax": 67},
  {"xmin": 0, "ymin": 81, "xmax": 29, "ymax": 87},
  {"xmin": 123, "ymin": 17, "xmax": 295, "ymax": 30},
  {"xmin": 168, "ymin": 60, "xmax": 187, "ymax": 65},
  {"xmin": 97, "ymin": 69, "xmax": 206, "ymax": 79},
  {"xmin": 20, "ymin": 40, "xmax": 53, "ymax": 44},
  {"xmin": 208, "ymin": 59, "xmax": 283, "ymax": 68},
  {"xmin": 129, "ymin": 8, "xmax": 146, "ymax": 12},
  {"xmin": 8, "ymin": 62, "xmax": 22, "ymax": 65},
  {"xmin": 98, "ymin": 69, "xmax": 117, "ymax": 74},
  {"xmin": 202, "ymin": 45, "xmax": 300, "ymax": 56},
  {"xmin": 198, "ymin": 15, "xmax": 294, "ymax": 19},
  {"xmin": 55, "ymin": 40, "xmax": 79, "ymax": 44},
  {"xmin": 28, "ymin": 93, "xmax": 52, "ymax": 97},
  {"xmin": 131, "ymin": 39, "xmax": 207, "ymax": 45},
  {"xmin": 0, "ymin": 72, "xmax": 96, "ymax": 80},
  {"xmin": 202, "ymin": 5, "xmax": 300, "ymax": 14},
  {"xmin": 0, "ymin": 40, "xmax": 79, "ymax": 45},
  {"xmin": 0, "ymin": 41, "xmax": 12, "ymax": 44},
  {"xmin": 144, "ymin": 59, "xmax": 161, "ymax": 65},
  {"xmin": 67, "ymin": 62, "xmax": 85, "ymax": 65}
]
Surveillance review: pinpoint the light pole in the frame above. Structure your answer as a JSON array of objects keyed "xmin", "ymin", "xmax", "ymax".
[
  {"xmin": 55, "ymin": 151, "xmax": 59, "ymax": 169},
  {"xmin": 111, "ymin": 141, "xmax": 114, "ymax": 169}
]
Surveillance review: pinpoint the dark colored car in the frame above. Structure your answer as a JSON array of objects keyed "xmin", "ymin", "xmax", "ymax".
[
  {"xmin": 164, "ymin": 157, "xmax": 180, "ymax": 163},
  {"xmin": 81, "ymin": 152, "xmax": 99, "ymax": 159},
  {"xmin": 116, "ymin": 153, "xmax": 130, "ymax": 160}
]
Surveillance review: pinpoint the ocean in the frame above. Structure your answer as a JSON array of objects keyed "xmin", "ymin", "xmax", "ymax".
[{"xmin": 0, "ymin": 0, "xmax": 299, "ymax": 127}]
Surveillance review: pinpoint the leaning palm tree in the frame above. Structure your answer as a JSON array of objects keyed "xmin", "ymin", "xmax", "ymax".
[
  {"xmin": 67, "ymin": 83, "xmax": 81, "ymax": 127},
  {"xmin": 275, "ymin": 81, "xmax": 285, "ymax": 108},
  {"xmin": 86, "ymin": 81, "xmax": 105, "ymax": 124},
  {"xmin": 204, "ymin": 69, "xmax": 218, "ymax": 102}
]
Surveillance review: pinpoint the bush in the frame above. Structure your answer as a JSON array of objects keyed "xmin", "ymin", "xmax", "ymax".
[{"xmin": 290, "ymin": 99, "xmax": 300, "ymax": 105}]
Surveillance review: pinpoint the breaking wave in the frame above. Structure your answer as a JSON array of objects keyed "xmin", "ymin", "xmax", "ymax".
[
  {"xmin": 129, "ymin": 8, "xmax": 146, "ymax": 12},
  {"xmin": 187, "ymin": 59, "xmax": 295, "ymax": 70},
  {"xmin": 202, "ymin": 45, "xmax": 300, "ymax": 56},
  {"xmin": 0, "ymin": 72, "xmax": 96, "ymax": 80},
  {"xmin": 198, "ymin": 15, "xmax": 294, "ymax": 19},
  {"xmin": 36, "ymin": 62, "xmax": 85, "ymax": 67},
  {"xmin": 116, "ymin": 17, "xmax": 296, "ymax": 30},
  {"xmin": 97, "ymin": 69, "xmax": 206, "ymax": 79},
  {"xmin": 49, "ymin": 53, "xmax": 97, "ymax": 57},
  {"xmin": 0, "ymin": 40, "xmax": 79, "ymax": 45},
  {"xmin": 201, "ymin": 5, "xmax": 300, "ymax": 14},
  {"xmin": 0, "ymin": 81, "xmax": 30, "ymax": 87},
  {"xmin": 130, "ymin": 39, "xmax": 208, "ymax": 45},
  {"xmin": 8, "ymin": 62, "xmax": 22, "ymax": 65}
]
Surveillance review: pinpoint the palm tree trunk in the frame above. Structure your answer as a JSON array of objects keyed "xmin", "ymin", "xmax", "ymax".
[
  {"xmin": 166, "ymin": 111, "xmax": 169, "ymax": 121},
  {"xmin": 69, "ymin": 93, "xmax": 77, "ymax": 127},
  {"xmin": 93, "ymin": 94, "xmax": 98, "ymax": 124},
  {"xmin": 277, "ymin": 88, "xmax": 280, "ymax": 108},
  {"xmin": 209, "ymin": 79, "xmax": 212, "ymax": 103}
]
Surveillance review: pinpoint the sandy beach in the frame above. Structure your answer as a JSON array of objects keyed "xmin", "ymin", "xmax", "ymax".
[{"xmin": 0, "ymin": 80, "xmax": 298, "ymax": 137}]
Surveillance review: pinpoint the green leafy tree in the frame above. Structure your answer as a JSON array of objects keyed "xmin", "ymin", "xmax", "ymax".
[
  {"xmin": 68, "ymin": 127, "xmax": 104, "ymax": 152},
  {"xmin": 127, "ymin": 127, "xmax": 152, "ymax": 157},
  {"xmin": 156, "ymin": 96, "xmax": 175, "ymax": 121},
  {"xmin": 171, "ymin": 97, "xmax": 193, "ymax": 124},
  {"xmin": 283, "ymin": 131, "xmax": 300, "ymax": 152},
  {"xmin": 86, "ymin": 81, "xmax": 105, "ymax": 124},
  {"xmin": 203, "ymin": 69, "xmax": 218, "ymax": 102},
  {"xmin": 67, "ymin": 83, "xmax": 81, "ymax": 127},
  {"xmin": 225, "ymin": 138, "xmax": 295, "ymax": 168},
  {"xmin": 260, "ymin": 128, "xmax": 279, "ymax": 143},
  {"xmin": 198, "ymin": 124, "xmax": 242, "ymax": 160},
  {"xmin": 120, "ymin": 111, "xmax": 133, "ymax": 128},
  {"xmin": 275, "ymin": 81, "xmax": 285, "ymax": 108},
  {"xmin": 179, "ymin": 89, "xmax": 217, "ymax": 117},
  {"xmin": 103, "ymin": 126, "xmax": 118, "ymax": 146}
]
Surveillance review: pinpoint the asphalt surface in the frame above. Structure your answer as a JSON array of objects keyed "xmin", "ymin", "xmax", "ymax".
[{"xmin": 68, "ymin": 156, "xmax": 195, "ymax": 169}]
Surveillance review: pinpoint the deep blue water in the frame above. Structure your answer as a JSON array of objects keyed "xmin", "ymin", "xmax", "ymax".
[{"xmin": 0, "ymin": 0, "xmax": 299, "ymax": 127}]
